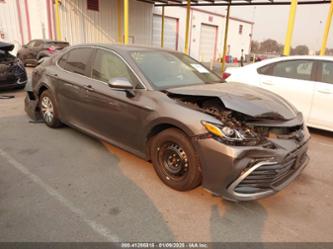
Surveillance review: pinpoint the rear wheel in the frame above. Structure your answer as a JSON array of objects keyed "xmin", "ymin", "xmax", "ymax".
[
  {"xmin": 39, "ymin": 90, "xmax": 62, "ymax": 128},
  {"xmin": 150, "ymin": 128, "xmax": 202, "ymax": 191}
]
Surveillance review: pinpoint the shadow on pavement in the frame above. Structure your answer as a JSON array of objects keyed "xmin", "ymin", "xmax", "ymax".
[
  {"xmin": 308, "ymin": 127, "xmax": 333, "ymax": 138},
  {"xmin": 0, "ymin": 115, "xmax": 174, "ymax": 242}
]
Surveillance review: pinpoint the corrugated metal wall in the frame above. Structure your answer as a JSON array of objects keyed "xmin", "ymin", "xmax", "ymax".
[
  {"xmin": 0, "ymin": 0, "xmax": 53, "ymax": 54},
  {"xmin": 59, "ymin": 0, "xmax": 153, "ymax": 46},
  {"xmin": 0, "ymin": 0, "xmax": 24, "ymax": 54},
  {"xmin": 128, "ymin": 0, "xmax": 153, "ymax": 45}
]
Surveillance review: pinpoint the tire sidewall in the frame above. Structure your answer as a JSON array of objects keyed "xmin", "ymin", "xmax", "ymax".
[
  {"xmin": 150, "ymin": 128, "xmax": 202, "ymax": 191},
  {"xmin": 39, "ymin": 90, "xmax": 61, "ymax": 128}
]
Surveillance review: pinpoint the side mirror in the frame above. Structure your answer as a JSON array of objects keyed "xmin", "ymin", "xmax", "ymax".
[
  {"xmin": 108, "ymin": 77, "xmax": 133, "ymax": 89},
  {"xmin": 108, "ymin": 77, "xmax": 135, "ymax": 97}
]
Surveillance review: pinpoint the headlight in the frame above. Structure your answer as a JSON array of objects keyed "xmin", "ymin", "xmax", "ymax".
[{"xmin": 201, "ymin": 120, "xmax": 260, "ymax": 146}]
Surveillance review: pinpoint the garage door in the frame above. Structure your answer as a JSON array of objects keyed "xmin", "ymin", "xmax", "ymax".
[
  {"xmin": 152, "ymin": 15, "xmax": 178, "ymax": 50},
  {"xmin": 199, "ymin": 24, "xmax": 217, "ymax": 63}
]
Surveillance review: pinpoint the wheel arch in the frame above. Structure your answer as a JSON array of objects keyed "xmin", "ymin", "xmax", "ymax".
[
  {"xmin": 36, "ymin": 83, "xmax": 60, "ymax": 115},
  {"xmin": 38, "ymin": 84, "xmax": 49, "ymax": 97},
  {"xmin": 145, "ymin": 119, "xmax": 196, "ymax": 161}
]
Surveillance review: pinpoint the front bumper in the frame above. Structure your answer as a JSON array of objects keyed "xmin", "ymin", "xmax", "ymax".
[
  {"xmin": 24, "ymin": 80, "xmax": 41, "ymax": 120},
  {"xmin": 0, "ymin": 62, "xmax": 27, "ymax": 90},
  {"xmin": 194, "ymin": 129, "xmax": 310, "ymax": 201},
  {"xmin": 0, "ymin": 79, "xmax": 27, "ymax": 90}
]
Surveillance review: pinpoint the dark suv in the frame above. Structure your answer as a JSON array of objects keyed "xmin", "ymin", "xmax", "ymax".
[{"xmin": 17, "ymin": 39, "xmax": 69, "ymax": 66}]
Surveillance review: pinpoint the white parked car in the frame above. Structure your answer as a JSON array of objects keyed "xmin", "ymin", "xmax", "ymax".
[{"xmin": 225, "ymin": 56, "xmax": 333, "ymax": 132}]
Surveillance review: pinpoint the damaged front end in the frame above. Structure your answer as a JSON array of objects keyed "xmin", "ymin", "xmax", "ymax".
[
  {"xmin": 167, "ymin": 93, "xmax": 304, "ymax": 146},
  {"xmin": 0, "ymin": 42, "xmax": 27, "ymax": 90},
  {"xmin": 167, "ymin": 90, "xmax": 310, "ymax": 201}
]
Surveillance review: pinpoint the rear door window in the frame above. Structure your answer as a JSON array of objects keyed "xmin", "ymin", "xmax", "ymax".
[
  {"xmin": 258, "ymin": 60, "xmax": 314, "ymax": 81},
  {"xmin": 320, "ymin": 61, "xmax": 333, "ymax": 84},
  {"xmin": 60, "ymin": 48, "xmax": 94, "ymax": 77},
  {"xmin": 33, "ymin": 40, "xmax": 43, "ymax": 47}
]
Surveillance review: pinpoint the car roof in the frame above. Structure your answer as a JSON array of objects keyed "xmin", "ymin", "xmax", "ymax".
[
  {"xmin": 68, "ymin": 43, "xmax": 182, "ymax": 54},
  {"xmin": 260, "ymin": 55, "xmax": 333, "ymax": 64},
  {"xmin": 240, "ymin": 55, "xmax": 333, "ymax": 70},
  {"xmin": 30, "ymin": 39, "xmax": 69, "ymax": 43}
]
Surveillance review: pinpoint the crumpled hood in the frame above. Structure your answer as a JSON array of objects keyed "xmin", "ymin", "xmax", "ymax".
[{"xmin": 167, "ymin": 82, "xmax": 298, "ymax": 120}]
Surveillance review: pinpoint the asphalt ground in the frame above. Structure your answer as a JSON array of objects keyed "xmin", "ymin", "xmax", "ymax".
[{"xmin": 0, "ymin": 68, "xmax": 333, "ymax": 242}]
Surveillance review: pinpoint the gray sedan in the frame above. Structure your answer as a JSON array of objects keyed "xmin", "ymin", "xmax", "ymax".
[{"xmin": 25, "ymin": 44, "xmax": 310, "ymax": 201}]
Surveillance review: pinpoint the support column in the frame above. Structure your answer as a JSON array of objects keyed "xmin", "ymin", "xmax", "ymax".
[
  {"xmin": 55, "ymin": 0, "xmax": 62, "ymax": 40},
  {"xmin": 124, "ymin": 0, "xmax": 129, "ymax": 45},
  {"xmin": 283, "ymin": 0, "xmax": 298, "ymax": 56},
  {"xmin": 320, "ymin": 0, "xmax": 333, "ymax": 55},
  {"xmin": 184, "ymin": 0, "xmax": 191, "ymax": 54},
  {"xmin": 161, "ymin": 6, "xmax": 165, "ymax": 48},
  {"xmin": 221, "ymin": 4, "xmax": 231, "ymax": 73}
]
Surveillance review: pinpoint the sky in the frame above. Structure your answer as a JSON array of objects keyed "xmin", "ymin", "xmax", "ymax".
[{"xmin": 205, "ymin": 4, "xmax": 333, "ymax": 51}]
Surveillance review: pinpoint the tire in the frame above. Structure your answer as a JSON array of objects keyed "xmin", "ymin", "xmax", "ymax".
[
  {"xmin": 39, "ymin": 90, "xmax": 62, "ymax": 128},
  {"xmin": 150, "ymin": 128, "xmax": 202, "ymax": 191}
]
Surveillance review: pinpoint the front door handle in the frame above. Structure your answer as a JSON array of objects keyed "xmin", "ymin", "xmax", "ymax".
[
  {"xmin": 262, "ymin": 81, "xmax": 274, "ymax": 85},
  {"xmin": 64, "ymin": 83, "xmax": 79, "ymax": 90},
  {"xmin": 48, "ymin": 72, "xmax": 58, "ymax": 78},
  {"xmin": 318, "ymin": 89, "xmax": 332, "ymax": 94},
  {"xmin": 83, "ymin": 85, "xmax": 95, "ymax": 92}
]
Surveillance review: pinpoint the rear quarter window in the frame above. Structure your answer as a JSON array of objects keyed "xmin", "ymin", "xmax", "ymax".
[
  {"xmin": 46, "ymin": 42, "xmax": 69, "ymax": 49},
  {"xmin": 257, "ymin": 64, "xmax": 273, "ymax": 75}
]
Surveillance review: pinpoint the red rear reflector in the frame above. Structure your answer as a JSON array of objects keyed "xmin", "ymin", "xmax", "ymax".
[{"xmin": 222, "ymin": 72, "xmax": 231, "ymax": 80}]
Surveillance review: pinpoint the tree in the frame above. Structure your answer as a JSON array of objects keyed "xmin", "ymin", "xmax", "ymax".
[
  {"xmin": 326, "ymin": 48, "xmax": 333, "ymax": 55},
  {"xmin": 315, "ymin": 48, "xmax": 333, "ymax": 55},
  {"xmin": 250, "ymin": 40, "xmax": 260, "ymax": 53},
  {"xmin": 259, "ymin": 39, "xmax": 281, "ymax": 53},
  {"xmin": 292, "ymin": 45, "xmax": 309, "ymax": 55}
]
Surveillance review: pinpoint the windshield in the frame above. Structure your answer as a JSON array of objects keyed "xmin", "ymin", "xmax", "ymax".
[{"xmin": 130, "ymin": 51, "xmax": 222, "ymax": 89}]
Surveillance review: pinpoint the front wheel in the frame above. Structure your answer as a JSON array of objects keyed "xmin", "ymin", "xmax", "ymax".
[
  {"xmin": 150, "ymin": 128, "xmax": 202, "ymax": 191},
  {"xmin": 39, "ymin": 90, "xmax": 62, "ymax": 128}
]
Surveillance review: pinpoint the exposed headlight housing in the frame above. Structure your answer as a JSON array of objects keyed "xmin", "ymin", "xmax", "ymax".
[{"xmin": 201, "ymin": 120, "xmax": 261, "ymax": 146}]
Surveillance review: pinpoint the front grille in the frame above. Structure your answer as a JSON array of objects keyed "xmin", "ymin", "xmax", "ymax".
[
  {"xmin": 234, "ymin": 153, "xmax": 307, "ymax": 194},
  {"xmin": 0, "ymin": 63, "xmax": 26, "ymax": 85},
  {"xmin": 0, "ymin": 77, "xmax": 17, "ymax": 85}
]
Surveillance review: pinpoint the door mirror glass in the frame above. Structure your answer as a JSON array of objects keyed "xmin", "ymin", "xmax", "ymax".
[{"xmin": 108, "ymin": 77, "xmax": 133, "ymax": 90}]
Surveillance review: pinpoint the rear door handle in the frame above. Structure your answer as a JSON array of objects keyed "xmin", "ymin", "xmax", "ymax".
[
  {"xmin": 262, "ymin": 81, "xmax": 274, "ymax": 85},
  {"xmin": 83, "ymin": 85, "xmax": 95, "ymax": 91}
]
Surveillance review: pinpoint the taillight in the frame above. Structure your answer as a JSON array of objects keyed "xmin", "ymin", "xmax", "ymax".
[
  {"xmin": 222, "ymin": 72, "xmax": 231, "ymax": 80},
  {"xmin": 48, "ymin": 46, "xmax": 56, "ymax": 53}
]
